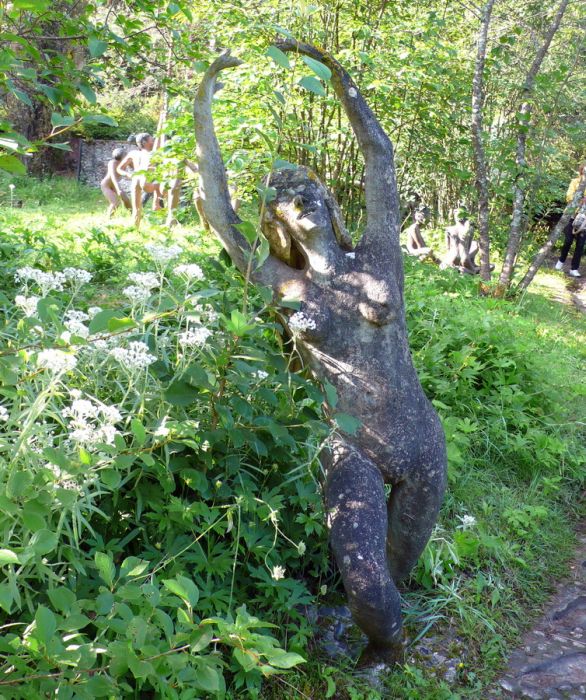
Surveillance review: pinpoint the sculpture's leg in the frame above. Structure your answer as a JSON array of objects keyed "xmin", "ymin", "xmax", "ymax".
[
  {"xmin": 387, "ymin": 457, "xmax": 446, "ymax": 584},
  {"xmin": 324, "ymin": 441, "xmax": 403, "ymax": 665},
  {"xmin": 131, "ymin": 179, "xmax": 142, "ymax": 228}
]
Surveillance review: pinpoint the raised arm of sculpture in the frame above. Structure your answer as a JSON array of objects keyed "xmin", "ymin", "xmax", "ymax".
[
  {"xmin": 193, "ymin": 52, "xmax": 301, "ymax": 292},
  {"xmin": 275, "ymin": 39, "xmax": 400, "ymax": 267}
]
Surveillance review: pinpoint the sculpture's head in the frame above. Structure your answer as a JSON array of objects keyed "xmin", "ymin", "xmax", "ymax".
[
  {"xmin": 261, "ymin": 167, "xmax": 352, "ymax": 269},
  {"xmin": 414, "ymin": 209, "xmax": 427, "ymax": 225}
]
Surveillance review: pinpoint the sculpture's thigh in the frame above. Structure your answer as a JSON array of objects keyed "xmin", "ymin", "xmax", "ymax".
[
  {"xmin": 325, "ymin": 443, "xmax": 402, "ymax": 649},
  {"xmin": 387, "ymin": 455, "xmax": 446, "ymax": 584}
]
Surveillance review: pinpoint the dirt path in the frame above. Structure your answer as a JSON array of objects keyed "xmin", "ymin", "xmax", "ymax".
[
  {"xmin": 533, "ymin": 258, "xmax": 586, "ymax": 315},
  {"xmin": 496, "ymin": 522, "xmax": 586, "ymax": 699}
]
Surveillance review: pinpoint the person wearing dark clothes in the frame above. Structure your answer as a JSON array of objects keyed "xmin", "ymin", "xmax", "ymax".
[{"xmin": 555, "ymin": 164, "xmax": 585, "ymax": 278}]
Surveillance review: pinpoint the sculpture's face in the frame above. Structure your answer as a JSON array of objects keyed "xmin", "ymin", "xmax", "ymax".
[
  {"xmin": 414, "ymin": 211, "xmax": 426, "ymax": 224},
  {"xmin": 262, "ymin": 168, "xmax": 337, "ymax": 267}
]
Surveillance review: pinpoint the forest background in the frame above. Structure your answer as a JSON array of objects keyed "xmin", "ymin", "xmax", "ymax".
[{"xmin": 0, "ymin": 0, "xmax": 586, "ymax": 698}]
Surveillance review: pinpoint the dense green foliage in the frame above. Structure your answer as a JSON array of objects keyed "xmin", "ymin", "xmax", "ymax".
[
  {"xmin": 0, "ymin": 177, "xmax": 584, "ymax": 697},
  {"xmin": 2, "ymin": 0, "xmax": 585, "ymax": 278}
]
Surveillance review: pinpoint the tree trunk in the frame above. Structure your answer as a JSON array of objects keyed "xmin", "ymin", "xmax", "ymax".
[
  {"xmin": 471, "ymin": 0, "xmax": 496, "ymax": 283},
  {"xmin": 497, "ymin": 0, "xmax": 570, "ymax": 293},
  {"xmin": 193, "ymin": 45, "xmax": 447, "ymax": 667},
  {"xmin": 516, "ymin": 172, "xmax": 586, "ymax": 292}
]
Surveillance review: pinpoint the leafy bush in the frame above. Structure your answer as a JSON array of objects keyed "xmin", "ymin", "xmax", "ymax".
[{"xmin": 0, "ymin": 242, "xmax": 329, "ymax": 697}]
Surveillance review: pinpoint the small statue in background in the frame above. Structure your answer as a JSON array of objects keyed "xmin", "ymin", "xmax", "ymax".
[
  {"xmin": 442, "ymin": 207, "xmax": 481, "ymax": 274},
  {"xmin": 404, "ymin": 209, "xmax": 439, "ymax": 262}
]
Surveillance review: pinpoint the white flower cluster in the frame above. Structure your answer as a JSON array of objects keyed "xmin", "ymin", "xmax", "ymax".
[
  {"xmin": 0, "ymin": 406, "xmax": 8, "ymax": 422},
  {"xmin": 193, "ymin": 304, "xmax": 219, "ymax": 323},
  {"xmin": 63, "ymin": 267, "xmax": 93, "ymax": 287},
  {"xmin": 174, "ymin": 263, "xmax": 204, "ymax": 281},
  {"xmin": 288, "ymin": 312, "xmax": 317, "ymax": 333},
  {"xmin": 457, "ymin": 514, "xmax": 476, "ymax": 530},
  {"xmin": 252, "ymin": 369, "xmax": 268, "ymax": 380},
  {"xmin": 123, "ymin": 285, "xmax": 151, "ymax": 304},
  {"xmin": 15, "ymin": 266, "xmax": 92, "ymax": 295},
  {"xmin": 63, "ymin": 310, "xmax": 90, "ymax": 340},
  {"xmin": 109, "ymin": 341, "xmax": 156, "ymax": 370},
  {"xmin": 37, "ymin": 349, "xmax": 77, "ymax": 373},
  {"xmin": 88, "ymin": 306, "xmax": 102, "ymax": 318},
  {"xmin": 128, "ymin": 272, "xmax": 159, "ymax": 289},
  {"xmin": 145, "ymin": 243, "xmax": 183, "ymax": 265},
  {"xmin": 63, "ymin": 397, "xmax": 122, "ymax": 447},
  {"xmin": 178, "ymin": 327, "xmax": 212, "ymax": 348},
  {"xmin": 15, "ymin": 294, "xmax": 40, "ymax": 317},
  {"xmin": 15, "ymin": 267, "xmax": 65, "ymax": 295}
]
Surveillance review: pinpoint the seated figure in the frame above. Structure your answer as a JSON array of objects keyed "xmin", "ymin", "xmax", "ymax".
[
  {"xmin": 405, "ymin": 210, "xmax": 439, "ymax": 262},
  {"xmin": 442, "ymin": 208, "xmax": 480, "ymax": 274}
]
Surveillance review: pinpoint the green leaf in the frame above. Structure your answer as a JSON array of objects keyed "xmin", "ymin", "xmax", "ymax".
[
  {"xmin": 190, "ymin": 626, "xmax": 213, "ymax": 652},
  {"xmin": 163, "ymin": 576, "xmax": 199, "ymax": 607},
  {"xmin": 235, "ymin": 220, "xmax": 258, "ymax": 244},
  {"xmin": 266, "ymin": 45, "xmax": 290, "ymax": 69},
  {"xmin": 194, "ymin": 661, "xmax": 221, "ymax": 692},
  {"xmin": 333, "ymin": 413, "xmax": 361, "ymax": 435},
  {"xmin": 0, "ymin": 155, "xmax": 26, "ymax": 175},
  {"xmin": 88, "ymin": 37, "xmax": 108, "ymax": 58},
  {"xmin": 10, "ymin": 88, "xmax": 33, "ymax": 107},
  {"xmin": 108, "ymin": 316, "xmax": 137, "ymax": 332},
  {"xmin": 255, "ymin": 237, "xmax": 270, "ymax": 268},
  {"xmin": 30, "ymin": 529, "xmax": 57, "ymax": 555},
  {"xmin": 79, "ymin": 83, "xmax": 97, "ymax": 104},
  {"xmin": 95, "ymin": 552, "xmax": 115, "ymax": 587},
  {"xmin": 50, "ymin": 113, "xmax": 75, "ymax": 128},
  {"xmin": 86, "ymin": 676, "xmax": 116, "ymax": 697},
  {"xmin": 130, "ymin": 419, "xmax": 146, "ymax": 446},
  {"xmin": 0, "ymin": 549, "xmax": 20, "ymax": 565},
  {"xmin": 301, "ymin": 55, "xmax": 332, "ymax": 81},
  {"xmin": 43, "ymin": 446, "xmax": 70, "ymax": 470},
  {"xmin": 83, "ymin": 114, "xmax": 118, "ymax": 127},
  {"xmin": 12, "ymin": 0, "xmax": 50, "ymax": 9},
  {"xmin": 226, "ymin": 310, "xmax": 254, "ymax": 337},
  {"xmin": 7, "ymin": 469, "xmax": 32, "ymax": 499},
  {"xmin": 120, "ymin": 557, "xmax": 149, "ymax": 579},
  {"xmin": 273, "ymin": 158, "xmax": 296, "ymax": 170},
  {"xmin": 323, "ymin": 380, "xmax": 338, "ymax": 409},
  {"xmin": 89, "ymin": 309, "xmax": 126, "ymax": 334},
  {"xmin": 35, "ymin": 605, "xmax": 57, "ymax": 645},
  {"xmin": 263, "ymin": 647, "xmax": 306, "ymax": 668},
  {"xmin": 298, "ymin": 76, "xmax": 326, "ymax": 97},
  {"xmin": 38, "ymin": 84, "xmax": 59, "ymax": 103},
  {"xmin": 0, "ymin": 584, "xmax": 13, "ymax": 613},
  {"xmin": 165, "ymin": 380, "xmax": 200, "ymax": 406},
  {"xmin": 233, "ymin": 648, "xmax": 256, "ymax": 672},
  {"xmin": 48, "ymin": 587, "xmax": 76, "ymax": 613}
]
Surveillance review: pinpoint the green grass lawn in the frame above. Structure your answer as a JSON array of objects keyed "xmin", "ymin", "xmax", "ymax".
[{"xmin": 1, "ymin": 175, "xmax": 585, "ymax": 699}]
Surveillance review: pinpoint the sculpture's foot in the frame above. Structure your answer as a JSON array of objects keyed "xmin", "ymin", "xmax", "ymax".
[{"xmin": 357, "ymin": 640, "xmax": 404, "ymax": 669}]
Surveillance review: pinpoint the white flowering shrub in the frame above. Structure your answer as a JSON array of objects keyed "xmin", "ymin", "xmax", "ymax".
[{"xmin": 0, "ymin": 245, "xmax": 330, "ymax": 697}]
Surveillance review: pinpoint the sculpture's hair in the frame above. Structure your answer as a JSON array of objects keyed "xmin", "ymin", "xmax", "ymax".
[
  {"xmin": 136, "ymin": 133, "xmax": 152, "ymax": 148},
  {"xmin": 112, "ymin": 148, "xmax": 125, "ymax": 161}
]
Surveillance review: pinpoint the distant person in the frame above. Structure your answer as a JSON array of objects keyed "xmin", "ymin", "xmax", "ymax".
[
  {"xmin": 116, "ymin": 132, "xmax": 163, "ymax": 227},
  {"xmin": 100, "ymin": 148, "xmax": 131, "ymax": 217},
  {"xmin": 555, "ymin": 164, "xmax": 585, "ymax": 278}
]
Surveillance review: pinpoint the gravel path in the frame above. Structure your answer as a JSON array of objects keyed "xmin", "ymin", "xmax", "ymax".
[{"xmin": 496, "ymin": 523, "xmax": 586, "ymax": 699}]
